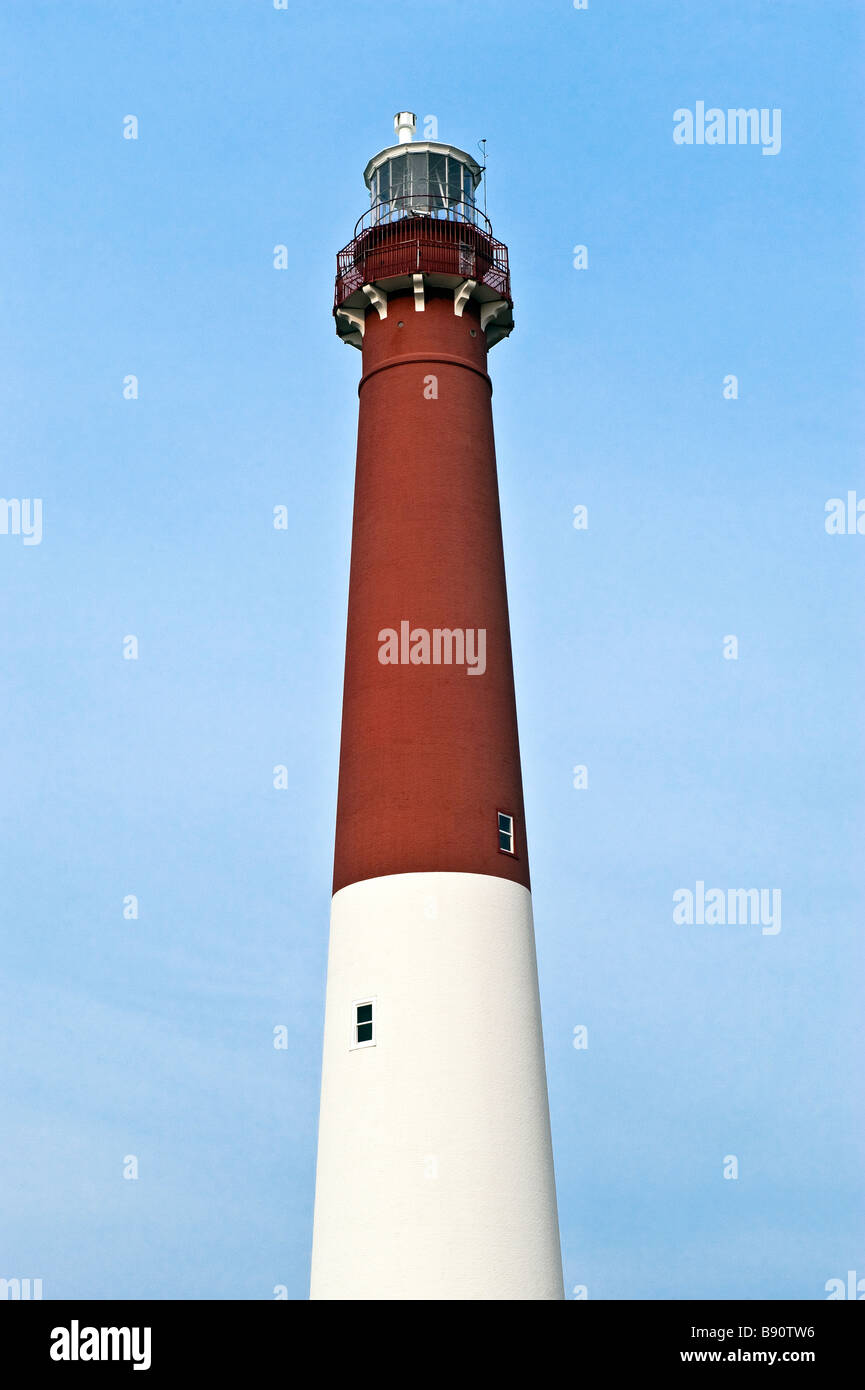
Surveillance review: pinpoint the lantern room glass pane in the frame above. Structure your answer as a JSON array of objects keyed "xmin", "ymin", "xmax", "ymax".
[
  {"xmin": 447, "ymin": 158, "xmax": 462, "ymax": 207},
  {"xmin": 408, "ymin": 151, "xmax": 427, "ymax": 204},
  {"xmin": 388, "ymin": 153, "xmax": 407, "ymax": 204},
  {"xmin": 428, "ymin": 153, "xmax": 447, "ymax": 209}
]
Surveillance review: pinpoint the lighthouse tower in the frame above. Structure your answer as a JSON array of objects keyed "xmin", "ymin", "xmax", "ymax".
[{"xmin": 310, "ymin": 114, "xmax": 563, "ymax": 1301}]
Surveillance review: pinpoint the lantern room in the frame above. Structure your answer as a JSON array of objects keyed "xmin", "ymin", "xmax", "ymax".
[{"xmin": 364, "ymin": 112, "xmax": 482, "ymax": 226}]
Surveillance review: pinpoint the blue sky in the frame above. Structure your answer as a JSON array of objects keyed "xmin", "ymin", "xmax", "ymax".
[{"xmin": 1, "ymin": 0, "xmax": 861, "ymax": 1299}]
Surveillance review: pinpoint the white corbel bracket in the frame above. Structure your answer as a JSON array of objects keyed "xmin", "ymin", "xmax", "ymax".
[
  {"xmin": 480, "ymin": 299, "xmax": 509, "ymax": 335},
  {"xmin": 362, "ymin": 283, "xmax": 388, "ymax": 319},
  {"xmin": 337, "ymin": 306, "xmax": 366, "ymax": 340},
  {"xmin": 453, "ymin": 279, "xmax": 476, "ymax": 317},
  {"xmin": 412, "ymin": 273, "xmax": 425, "ymax": 312}
]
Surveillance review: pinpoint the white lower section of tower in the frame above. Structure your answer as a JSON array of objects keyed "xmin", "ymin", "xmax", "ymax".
[{"xmin": 310, "ymin": 871, "xmax": 564, "ymax": 1300}]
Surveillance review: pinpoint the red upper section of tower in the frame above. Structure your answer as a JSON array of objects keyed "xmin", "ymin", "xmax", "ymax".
[{"xmin": 331, "ymin": 293, "xmax": 529, "ymax": 896}]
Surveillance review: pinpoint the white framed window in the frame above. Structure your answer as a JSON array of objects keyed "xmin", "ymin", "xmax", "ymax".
[
  {"xmin": 350, "ymin": 997, "xmax": 376, "ymax": 1050},
  {"xmin": 497, "ymin": 811, "xmax": 515, "ymax": 855}
]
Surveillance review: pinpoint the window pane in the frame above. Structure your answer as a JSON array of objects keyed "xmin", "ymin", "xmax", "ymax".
[
  {"xmin": 428, "ymin": 153, "xmax": 447, "ymax": 209},
  {"xmin": 389, "ymin": 154, "xmax": 407, "ymax": 203},
  {"xmin": 356, "ymin": 1004, "xmax": 373, "ymax": 1024},
  {"xmin": 499, "ymin": 832, "xmax": 512, "ymax": 852},
  {"xmin": 498, "ymin": 813, "xmax": 511, "ymax": 831},
  {"xmin": 356, "ymin": 1022, "xmax": 373, "ymax": 1043},
  {"xmin": 408, "ymin": 151, "xmax": 427, "ymax": 200},
  {"xmin": 447, "ymin": 157, "xmax": 463, "ymax": 205}
]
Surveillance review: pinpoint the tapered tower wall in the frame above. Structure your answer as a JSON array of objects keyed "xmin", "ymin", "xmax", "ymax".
[{"xmin": 333, "ymin": 292, "xmax": 529, "ymax": 895}]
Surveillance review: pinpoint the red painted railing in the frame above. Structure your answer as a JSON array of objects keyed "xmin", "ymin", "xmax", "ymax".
[{"xmin": 335, "ymin": 200, "xmax": 510, "ymax": 310}]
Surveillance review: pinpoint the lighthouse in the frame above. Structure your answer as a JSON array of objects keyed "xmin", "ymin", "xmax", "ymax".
[{"xmin": 310, "ymin": 113, "xmax": 563, "ymax": 1301}]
